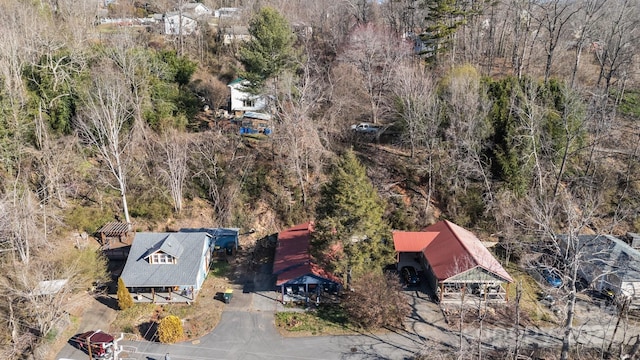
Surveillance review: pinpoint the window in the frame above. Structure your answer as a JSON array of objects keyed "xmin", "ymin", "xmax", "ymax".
[
  {"xmin": 242, "ymin": 99, "xmax": 255, "ymax": 108},
  {"xmin": 150, "ymin": 252, "xmax": 174, "ymax": 264}
]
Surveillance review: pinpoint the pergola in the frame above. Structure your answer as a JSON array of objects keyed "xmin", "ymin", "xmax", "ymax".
[{"xmin": 96, "ymin": 222, "xmax": 132, "ymax": 248}]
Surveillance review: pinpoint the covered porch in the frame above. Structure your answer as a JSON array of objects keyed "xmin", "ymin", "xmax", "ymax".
[
  {"xmin": 278, "ymin": 274, "xmax": 341, "ymax": 305},
  {"xmin": 435, "ymin": 266, "xmax": 511, "ymax": 305},
  {"xmin": 438, "ymin": 282, "xmax": 509, "ymax": 304},
  {"xmin": 129, "ymin": 286, "xmax": 196, "ymax": 304}
]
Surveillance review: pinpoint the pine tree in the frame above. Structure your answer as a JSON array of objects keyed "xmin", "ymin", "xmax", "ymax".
[
  {"xmin": 117, "ymin": 277, "xmax": 134, "ymax": 310},
  {"xmin": 420, "ymin": 0, "xmax": 469, "ymax": 63},
  {"xmin": 312, "ymin": 150, "xmax": 393, "ymax": 284},
  {"xmin": 238, "ymin": 7, "xmax": 297, "ymax": 90},
  {"xmin": 158, "ymin": 315, "xmax": 184, "ymax": 344}
]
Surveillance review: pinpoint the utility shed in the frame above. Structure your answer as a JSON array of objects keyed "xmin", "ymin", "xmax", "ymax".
[
  {"xmin": 559, "ymin": 234, "xmax": 640, "ymax": 309},
  {"xmin": 628, "ymin": 232, "xmax": 640, "ymax": 250}
]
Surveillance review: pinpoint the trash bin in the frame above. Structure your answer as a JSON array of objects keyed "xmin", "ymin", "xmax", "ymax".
[{"xmin": 223, "ymin": 289, "xmax": 233, "ymax": 304}]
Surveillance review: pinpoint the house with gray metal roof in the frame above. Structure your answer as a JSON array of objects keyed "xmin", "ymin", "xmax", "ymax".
[
  {"xmin": 558, "ymin": 234, "xmax": 640, "ymax": 309},
  {"xmin": 120, "ymin": 232, "xmax": 212, "ymax": 303}
]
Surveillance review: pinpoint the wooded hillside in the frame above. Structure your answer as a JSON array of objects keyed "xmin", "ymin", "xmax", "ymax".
[{"xmin": 0, "ymin": 0, "xmax": 639, "ymax": 358}]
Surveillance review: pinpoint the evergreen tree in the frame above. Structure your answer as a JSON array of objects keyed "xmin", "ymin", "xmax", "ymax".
[
  {"xmin": 312, "ymin": 150, "xmax": 393, "ymax": 284},
  {"xmin": 420, "ymin": 0, "xmax": 470, "ymax": 63},
  {"xmin": 238, "ymin": 7, "xmax": 297, "ymax": 90},
  {"xmin": 117, "ymin": 277, "xmax": 134, "ymax": 310},
  {"xmin": 23, "ymin": 50, "xmax": 84, "ymax": 135}
]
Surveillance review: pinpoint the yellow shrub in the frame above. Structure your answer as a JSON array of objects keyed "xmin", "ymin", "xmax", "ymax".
[{"xmin": 158, "ymin": 315, "xmax": 184, "ymax": 344}]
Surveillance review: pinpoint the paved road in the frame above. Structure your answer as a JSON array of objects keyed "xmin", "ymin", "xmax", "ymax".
[
  {"xmin": 56, "ymin": 285, "xmax": 640, "ymax": 360},
  {"xmin": 111, "ymin": 287, "xmax": 434, "ymax": 360}
]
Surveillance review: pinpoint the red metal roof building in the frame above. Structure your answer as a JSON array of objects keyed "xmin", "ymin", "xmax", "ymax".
[
  {"xmin": 273, "ymin": 222, "xmax": 341, "ymax": 303},
  {"xmin": 393, "ymin": 220, "xmax": 513, "ymax": 303}
]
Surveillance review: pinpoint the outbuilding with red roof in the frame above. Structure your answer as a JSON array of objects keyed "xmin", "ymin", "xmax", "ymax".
[
  {"xmin": 274, "ymin": 222, "xmax": 341, "ymax": 304},
  {"xmin": 393, "ymin": 220, "xmax": 513, "ymax": 304}
]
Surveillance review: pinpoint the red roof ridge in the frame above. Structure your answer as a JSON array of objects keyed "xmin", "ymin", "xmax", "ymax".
[{"xmin": 441, "ymin": 220, "xmax": 479, "ymax": 268}]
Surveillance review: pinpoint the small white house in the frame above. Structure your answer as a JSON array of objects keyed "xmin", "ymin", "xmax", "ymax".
[
  {"xmin": 180, "ymin": 2, "xmax": 212, "ymax": 19},
  {"xmin": 222, "ymin": 26, "xmax": 251, "ymax": 45},
  {"xmin": 214, "ymin": 7, "xmax": 239, "ymax": 18},
  {"xmin": 228, "ymin": 79, "xmax": 266, "ymax": 116},
  {"xmin": 164, "ymin": 13, "xmax": 197, "ymax": 35}
]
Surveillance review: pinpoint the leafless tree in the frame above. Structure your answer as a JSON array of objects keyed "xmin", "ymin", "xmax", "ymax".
[
  {"xmin": 527, "ymin": 184, "xmax": 603, "ymax": 360},
  {"xmin": 75, "ymin": 61, "xmax": 135, "ymax": 224},
  {"xmin": 390, "ymin": 62, "xmax": 441, "ymax": 217},
  {"xmin": 339, "ymin": 23, "xmax": 412, "ymax": 124},
  {"xmin": 530, "ymin": 0, "xmax": 580, "ymax": 84},
  {"xmin": 549, "ymin": 87, "xmax": 588, "ymax": 201},
  {"xmin": 508, "ymin": 0, "xmax": 534, "ymax": 79},
  {"xmin": 567, "ymin": 0, "xmax": 609, "ymax": 89},
  {"xmin": 0, "ymin": 187, "xmax": 48, "ymax": 265},
  {"xmin": 440, "ymin": 66, "xmax": 494, "ymax": 215},
  {"xmin": 191, "ymin": 134, "xmax": 252, "ymax": 225},
  {"xmin": 0, "ymin": 252, "xmax": 91, "ymax": 360},
  {"xmin": 593, "ymin": 0, "xmax": 639, "ymax": 96},
  {"xmin": 381, "ymin": 0, "xmax": 423, "ymax": 36},
  {"xmin": 158, "ymin": 129, "xmax": 190, "ymax": 213},
  {"xmin": 273, "ymin": 61, "xmax": 328, "ymax": 206},
  {"xmin": 102, "ymin": 36, "xmax": 159, "ymax": 148},
  {"xmin": 392, "ymin": 62, "xmax": 439, "ymax": 159}
]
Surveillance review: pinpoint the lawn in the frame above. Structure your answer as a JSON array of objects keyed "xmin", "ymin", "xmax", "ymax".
[{"xmin": 275, "ymin": 304, "xmax": 358, "ymax": 336}]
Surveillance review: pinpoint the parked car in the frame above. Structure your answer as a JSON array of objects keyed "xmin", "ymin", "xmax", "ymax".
[
  {"xmin": 351, "ymin": 122, "xmax": 381, "ymax": 133},
  {"xmin": 542, "ymin": 268, "xmax": 563, "ymax": 288},
  {"xmin": 401, "ymin": 266, "xmax": 420, "ymax": 286}
]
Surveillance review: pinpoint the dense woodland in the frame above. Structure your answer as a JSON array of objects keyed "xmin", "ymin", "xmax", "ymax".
[{"xmin": 1, "ymin": 0, "xmax": 639, "ymax": 359}]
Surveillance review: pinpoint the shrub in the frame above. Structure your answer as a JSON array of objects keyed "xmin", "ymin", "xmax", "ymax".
[
  {"xmin": 64, "ymin": 206, "xmax": 114, "ymax": 234},
  {"xmin": 158, "ymin": 315, "xmax": 184, "ymax": 344},
  {"xmin": 117, "ymin": 277, "xmax": 134, "ymax": 311},
  {"xmin": 342, "ymin": 272, "xmax": 410, "ymax": 329}
]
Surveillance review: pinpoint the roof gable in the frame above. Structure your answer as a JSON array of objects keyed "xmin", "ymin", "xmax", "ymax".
[
  {"xmin": 444, "ymin": 266, "xmax": 512, "ymax": 283},
  {"xmin": 142, "ymin": 234, "xmax": 184, "ymax": 260},
  {"xmin": 421, "ymin": 220, "xmax": 513, "ymax": 283}
]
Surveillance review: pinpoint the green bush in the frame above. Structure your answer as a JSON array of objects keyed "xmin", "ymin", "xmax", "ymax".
[
  {"xmin": 618, "ymin": 90, "xmax": 640, "ymax": 118},
  {"xmin": 129, "ymin": 193, "xmax": 173, "ymax": 222},
  {"xmin": 65, "ymin": 206, "xmax": 114, "ymax": 234}
]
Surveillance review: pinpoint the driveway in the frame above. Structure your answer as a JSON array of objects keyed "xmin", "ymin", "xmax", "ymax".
[
  {"xmin": 114, "ymin": 307, "xmax": 433, "ymax": 360},
  {"xmin": 56, "ymin": 275, "xmax": 640, "ymax": 360}
]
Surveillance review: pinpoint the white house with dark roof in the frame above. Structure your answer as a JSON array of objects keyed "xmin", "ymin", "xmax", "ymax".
[{"xmin": 120, "ymin": 232, "xmax": 212, "ymax": 303}]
